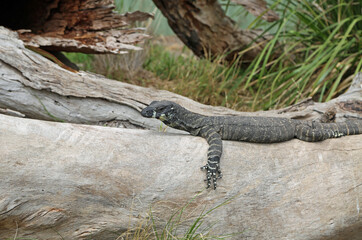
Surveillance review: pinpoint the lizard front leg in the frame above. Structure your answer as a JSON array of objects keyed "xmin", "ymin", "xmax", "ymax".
[{"xmin": 199, "ymin": 126, "xmax": 223, "ymax": 189}]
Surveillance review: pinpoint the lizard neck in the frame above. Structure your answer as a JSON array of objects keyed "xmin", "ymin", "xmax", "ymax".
[{"xmin": 162, "ymin": 106, "xmax": 205, "ymax": 134}]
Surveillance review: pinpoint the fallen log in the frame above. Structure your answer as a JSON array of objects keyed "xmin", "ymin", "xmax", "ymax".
[
  {"xmin": 0, "ymin": 112, "xmax": 361, "ymax": 239},
  {"xmin": 0, "ymin": 26, "xmax": 361, "ymax": 132}
]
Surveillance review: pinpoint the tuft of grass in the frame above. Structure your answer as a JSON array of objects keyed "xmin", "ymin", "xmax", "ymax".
[
  {"xmin": 231, "ymin": 0, "xmax": 362, "ymax": 110},
  {"xmin": 66, "ymin": 0, "xmax": 362, "ymax": 111},
  {"xmin": 145, "ymin": 0, "xmax": 362, "ymax": 111},
  {"xmin": 150, "ymin": 192, "xmax": 239, "ymax": 239},
  {"xmin": 115, "ymin": 192, "xmax": 240, "ymax": 240},
  {"xmin": 142, "ymin": 44, "xmax": 252, "ymax": 111}
]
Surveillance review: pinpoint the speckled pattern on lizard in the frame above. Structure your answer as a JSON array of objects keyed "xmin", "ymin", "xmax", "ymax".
[{"xmin": 141, "ymin": 100, "xmax": 362, "ymax": 189}]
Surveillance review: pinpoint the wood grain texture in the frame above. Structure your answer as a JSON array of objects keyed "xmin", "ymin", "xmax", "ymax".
[
  {"xmin": 0, "ymin": 113, "xmax": 361, "ymax": 239},
  {"xmin": 12, "ymin": 0, "xmax": 152, "ymax": 54}
]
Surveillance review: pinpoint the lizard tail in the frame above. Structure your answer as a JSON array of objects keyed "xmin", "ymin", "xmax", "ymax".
[{"xmin": 295, "ymin": 119, "xmax": 362, "ymax": 142}]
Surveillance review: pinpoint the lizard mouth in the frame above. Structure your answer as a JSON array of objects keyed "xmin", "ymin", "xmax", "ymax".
[
  {"xmin": 141, "ymin": 108, "xmax": 154, "ymax": 118},
  {"xmin": 141, "ymin": 108, "xmax": 160, "ymax": 118}
]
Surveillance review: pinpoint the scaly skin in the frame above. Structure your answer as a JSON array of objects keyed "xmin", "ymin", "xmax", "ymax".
[{"xmin": 141, "ymin": 101, "xmax": 362, "ymax": 189}]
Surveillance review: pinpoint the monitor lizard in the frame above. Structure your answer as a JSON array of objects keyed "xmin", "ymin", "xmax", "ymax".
[{"xmin": 141, "ymin": 100, "xmax": 362, "ymax": 189}]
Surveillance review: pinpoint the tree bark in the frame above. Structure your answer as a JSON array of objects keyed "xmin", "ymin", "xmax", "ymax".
[
  {"xmin": 152, "ymin": 0, "xmax": 274, "ymax": 62},
  {"xmin": 0, "ymin": 110, "xmax": 361, "ymax": 240},
  {"xmin": 1, "ymin": 0, "xmax": 152, "ymax": 54}
]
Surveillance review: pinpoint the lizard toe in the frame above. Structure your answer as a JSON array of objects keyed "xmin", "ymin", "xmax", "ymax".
[
  {"xmin": 201, "ymin": 163, "xmax": 221, "ymax": 190},
  {"xmin": 213, "ymin": 177, "xmax": 217, "ymax": 190}
]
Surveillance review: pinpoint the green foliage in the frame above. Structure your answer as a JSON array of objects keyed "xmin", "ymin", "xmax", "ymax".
[
  {"xmin": 63, "ymin": 52, "xmax": 94, "ymax": 71},
  {"xmin": 66, "ymin": 0, "xmax": 361, "ymax": 111},
  {"xmin": 143, "ymin": 45, "xmax": 250, "ymax": 110},
  {"xmin": 145, "ymin": 0, "xmax": 362, "ymax": 110},
  {"xmin": 234, "ymin": 0, "xmax": 362, "ymax": 109}
]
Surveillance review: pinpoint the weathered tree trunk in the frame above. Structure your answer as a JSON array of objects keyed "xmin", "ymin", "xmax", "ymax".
[{"xmin": 151, "ymin": 0, "xmax": 276, "ymax": 62}]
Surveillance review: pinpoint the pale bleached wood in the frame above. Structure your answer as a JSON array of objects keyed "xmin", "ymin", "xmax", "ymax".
[{"xmin": 0, "ymin": 113, "xmax": 361, "ymax": 240}]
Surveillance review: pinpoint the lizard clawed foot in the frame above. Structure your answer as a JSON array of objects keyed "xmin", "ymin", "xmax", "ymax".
[{"xmin": 201, "ymin": 162, "xmax": 222, "ymax": 190}]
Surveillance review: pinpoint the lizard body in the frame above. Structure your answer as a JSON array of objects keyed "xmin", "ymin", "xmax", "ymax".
[{"xmin": 141, "ymin": 101, "xmax": 362, "ymax": 189}]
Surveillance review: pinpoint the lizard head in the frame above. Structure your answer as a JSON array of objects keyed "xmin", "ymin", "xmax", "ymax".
[{"xmin": 141, "ymin": 101, "xmax": 179, "ymax": 122}]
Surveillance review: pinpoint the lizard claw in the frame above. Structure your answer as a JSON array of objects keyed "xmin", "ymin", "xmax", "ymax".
[{"xmin": 201, "ymin": 163, "xmax": 222, "ymax": 190}]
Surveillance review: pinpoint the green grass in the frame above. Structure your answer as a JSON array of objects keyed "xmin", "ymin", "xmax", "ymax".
[
  {"xmin": 66, "ymin": 0, "xmax": 362, "ymax": 111},
  {"xmin": 146, "ymin": 0, "xmax": 362, "ymax": 110},
  {"xmin": 240, "ymin": 0, "xmax": 362, "ymax": 109},
  {"xmin": 142, "ymin": 44, "xmax": 252, "ymax": 110},
  {"xmin": 64, "ymin": 52, "xmax": 94, "ymax": 71}
]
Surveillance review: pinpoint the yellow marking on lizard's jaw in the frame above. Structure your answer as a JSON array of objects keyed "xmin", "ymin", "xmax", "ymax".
[{"xmin": 159, "ymin": 114, "xmax": 166, "ymax": 121}]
